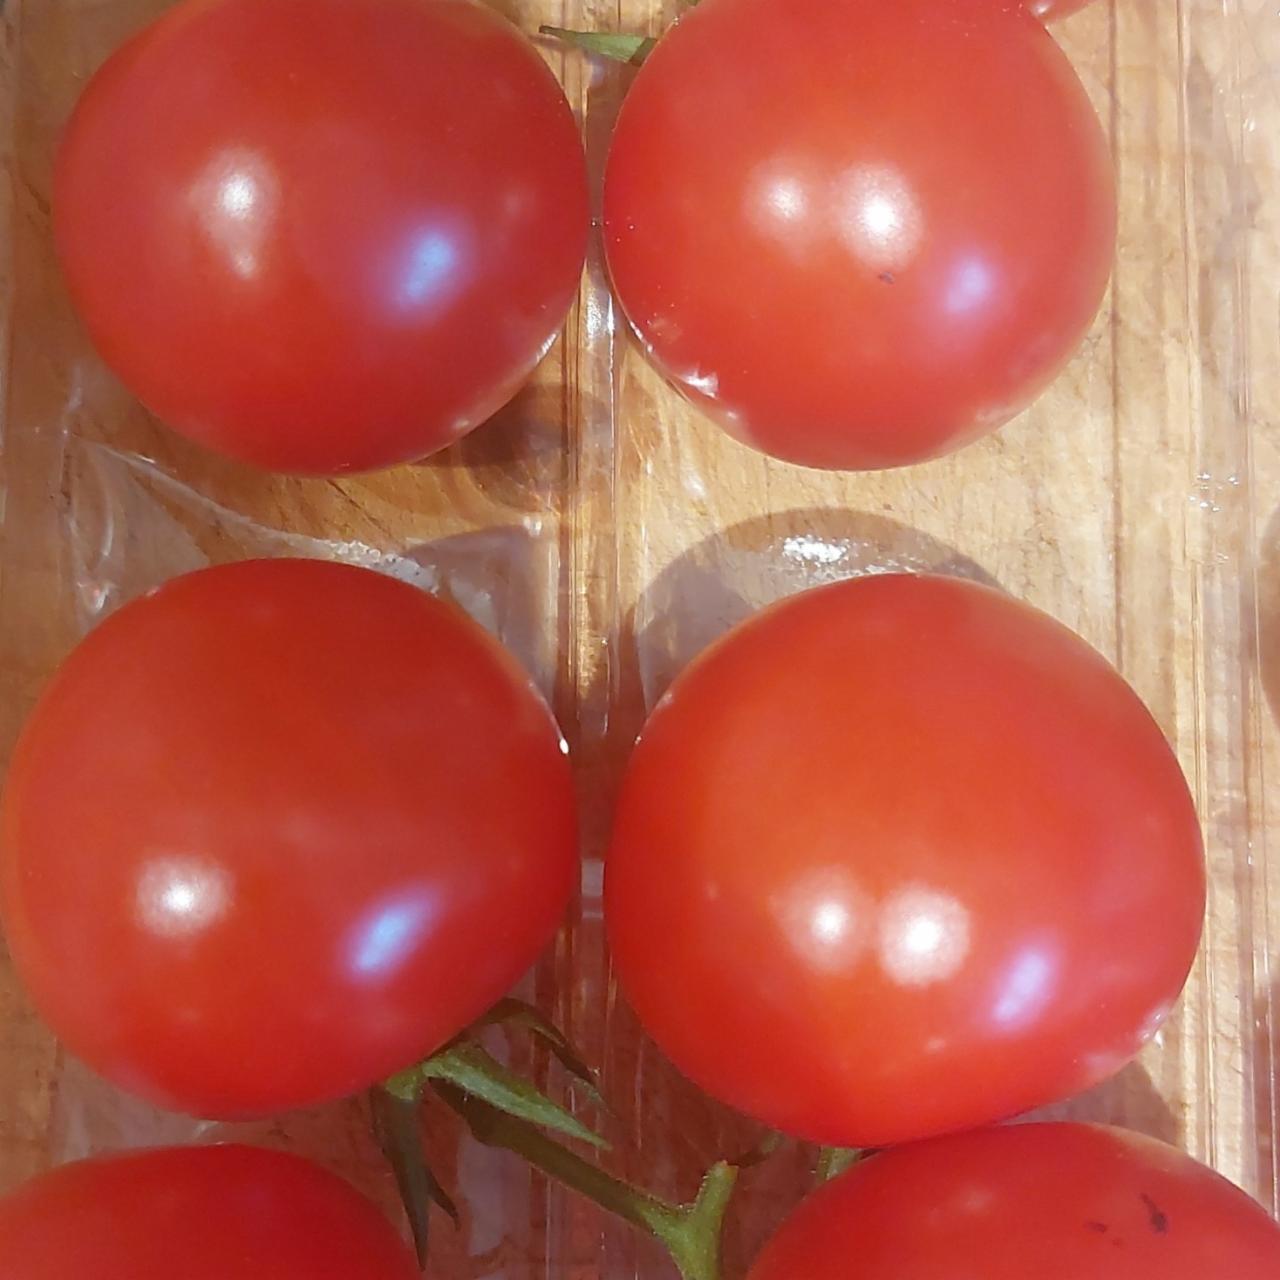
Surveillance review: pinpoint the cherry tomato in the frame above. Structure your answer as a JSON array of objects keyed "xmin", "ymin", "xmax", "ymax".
[
  {"xmin": 606, "ymin": 575, "xmax": 1204, "ymax": 1147},
  {"xmin": 0, "ymin": 1144, "xmax": 419, "ymax": 1279},
  {"xmin": 54, "ymin": 0, "xmax": 588, "ymax": 475},
  {"xmin": 749, "ymin": 1124, "xmax": 1280, "ymax": 1279},
  {"xmin": 603, "ymin": 0, "xmax": 1115, "ymax": 470},
  {"xmin": 1, "ymin": 559, "xmax": 577, "ymax": 1117}
]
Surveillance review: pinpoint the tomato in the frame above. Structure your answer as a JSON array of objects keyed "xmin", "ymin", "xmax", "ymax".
[
  {"xmin": 748, "ymin": 1124, "xmax": 1280, "ymax": 1279},
  {"xmin": 0, "ymin": 559, "xmax": 577, "ymax": 1117},
  {"xmin": 0, "ymin": 1144, "xmax": 419, "ymax": 1278},
  {"xmin": 603, "ymin": 0, "xmax": 1115, "ymax": 470},
  {"xmin": 54, "ymin": 0, "xmax": 588, "ymax": 475},
  {"xmin": 605, "ymin": 575, "xmax": 1204, "ymax": 1147}
]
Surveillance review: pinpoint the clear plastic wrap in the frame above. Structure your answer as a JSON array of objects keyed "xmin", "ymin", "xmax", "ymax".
[{"xmin": 0, "ymin": 0, "xmax": 1277, "ymax": 1275}]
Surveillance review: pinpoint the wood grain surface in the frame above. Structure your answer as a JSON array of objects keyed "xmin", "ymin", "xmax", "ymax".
[{"xmin": 0, "ymin": 0, "xmax": 1277, "ymax": 1275}]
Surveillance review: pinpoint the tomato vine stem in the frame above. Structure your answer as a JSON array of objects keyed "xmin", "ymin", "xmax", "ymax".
[
  {"xmin": 815, "ymin": 1147, "xmax": 864, "ymax": 1183},
  {"xmin": 539, "ymin": 0, "xmax": 701, "ymax": 63},
  {"xmin": 439, "ymin": 1084, "xmax": 735, "ymax": 1280},
  {"xmin": 385, "ymin": 1039, "xmax": 605, "ymax": 1149},
  {"xmin": 370, "ymin": 1086, "xmax": 457, "ymax": 1267},
  {"xmin": 539, "ymin": 25, "xmax": 656, "ymax": 65},
  {"xmin": 382, "ymin": 1019, "xmax": 738, "ymax": 1280}
]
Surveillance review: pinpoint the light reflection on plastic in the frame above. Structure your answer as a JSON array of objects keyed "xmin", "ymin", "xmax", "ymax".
[
  {"xmin": 681, "ymin": 368, "xmax": 721, "ymax": 397},
  {"xmin": 783, "ymin": 534, "xmax": 847, "ymax": 566},
  {"xmin": 1135, "ymin": 1000, "xmax": 1174, "ymax": 1049},
  {"xmin": 347, "ymin": 889, "xmax": 440, "ymax": 979}
]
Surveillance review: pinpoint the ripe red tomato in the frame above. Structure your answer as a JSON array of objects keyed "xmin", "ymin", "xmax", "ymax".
[
  {"xmin": 1, "ymin": 559, "xmax": 577, "ymax": 1117},
  {"xmin": 54, "ymin": 0, "xmax": 588, "ymax": 475},
  {"xmin": 0, "ymin": 1144, "xmax": 419, "ymax": 1279},
  {"xmin": 603, "ymin": 0, "xmax": 1115, "ymax": 470},
  {"xmin": 748, "ymin": 1124, "xmax": 1280, "ymax": 1279},
  {"xmin": 606, "ymin": 575, "xmax": 1204, "ymax": 1147}
]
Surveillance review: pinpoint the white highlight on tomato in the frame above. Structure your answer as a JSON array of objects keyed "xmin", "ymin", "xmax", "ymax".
[
  {"xmin": 345, "ymin": 888, "xmax": 441, "ymax": 980},
  {"xmin": 878, "ymin": 885, "xmax": 970, "ymax": 986},
  {"xmin": 990, "ymin": 944, "xmax": 1058, "ymax": 1029},
  {"xmin": 192, "ymin": 148, "xmax": 279, "ymax": 281},
  {"xmin": 135, "ymin": 856, "xmax": 231, "ymax": 938},
  {"xmin": 836, "ymin": 164, "xmax": 923, "ymax": 272},
  {"xmin": 746, "ymin": 164, "xmax": 816, "ymax": 256},
  {"xmin": 944, "ymin": 254, "xmax": 997, "ymax": 316},
  {"xmin": 775, "ymin": 866, "xmax": 870, "ymax": 972},
  {"xmin": 767, "ymin": 176, "xmax": 808, "ymax": 222},
  {"xmin": 812, "ymin": 900, "xmax": 851, "ymax": 943}
]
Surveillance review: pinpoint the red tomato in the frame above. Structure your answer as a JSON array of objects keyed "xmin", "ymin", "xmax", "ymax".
[
  {"xmin": 603, "ymin": 0, "xmax": 1115, "ymax": 470},
  {"xmin": 54, "ymin": 0, "xmax": 588, "ymax": 475},
  {"xmin": 0, "ymin": 1144, "xmax": 419, "ymax": 1279},
  {"xmin": 1, "ymin": 559, "xmax": 577, "ymax": 1117},
  {"xmin": 749, "ymin": 1124, "xmax": 1280, "ymax": 1279},
  {"xmin": 606, "ymin": 575, "xmax": 1204, "ymax": 1146}
]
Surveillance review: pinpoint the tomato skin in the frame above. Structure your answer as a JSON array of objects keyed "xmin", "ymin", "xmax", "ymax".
[
  {"xmin": 54, "ymin": 0, "xmax": 588, "ymax": 475},
  {"xmin": 605, "ymin": 575, "xmax": 1204, "ymax": 1146},
  {"xmin": 603, "ymin": 0, "xmax": 1115, "ymax": 470},
  {"xmin": 0, "ymin": 559, "xmax": 577, "ymax": 1117},
  {"xmin": 748, "ymin": 1124, "xmax": 1280, "ymax": 1279},
  {"xmin": 0, "ymin": 1145, "xmax": 420, "ymax": 1279}
]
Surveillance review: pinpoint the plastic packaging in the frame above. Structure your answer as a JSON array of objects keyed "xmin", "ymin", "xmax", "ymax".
[{"xmin": 0, "ymin": 0, "xmax": 1276, "ymax": 1275}]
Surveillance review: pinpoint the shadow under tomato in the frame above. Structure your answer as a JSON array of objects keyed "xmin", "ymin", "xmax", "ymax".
[
  {"xmin": 620, "ymin": 506, "xmax": 999, "ymax": 738},
  {"xmin": 44, "ymin": 1056, "xmax": 403, "ymax": 1227},
  {"xmin": 1026, "ymin": 1060, "xmax": 1178, "ymax": 1145},
  {"xmin": 572, "ymin": 504, "xmax": 1003, "ymax": 890},
  {"xmin": 419, "ymin": 380, "xmax": 585, "ymax": 520}
]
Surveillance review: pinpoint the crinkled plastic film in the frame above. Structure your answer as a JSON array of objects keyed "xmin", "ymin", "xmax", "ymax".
[{"xmin": 0, "ymin": 0, "xmax": 1277, "ymax": 1275}]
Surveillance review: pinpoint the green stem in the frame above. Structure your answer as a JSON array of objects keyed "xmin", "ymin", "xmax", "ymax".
[
  {"xmin": 815, "ymin": 1147, "xmax": 863, "ymax": 1183},
  {"xmin": 386, "ymin": 1040, "xmax": 605, "ymax": 1149},
  {"xmin": 539, "ymin": 25, "xmax": 657, "ymax": 65},
  {"xmin": 438, "ymin": 1084, "xmax": 735, "ymax": 1280},
  {"xmin": 538, "ymin": 0, "xmax": 702, "ymax": 64},
  {"xmin": 370, "ymin": 1086, "xmax": 458, "ymax": 1267}
]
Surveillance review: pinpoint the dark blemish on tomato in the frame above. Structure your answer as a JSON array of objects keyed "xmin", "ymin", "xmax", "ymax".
[
  {"xmin": 1139, "ymin": 1193, "xmax": 1170, "ymax": 1235},
  {"xmin": 1085, "ymin": 1221, "xmax": 1108, "ymax": 1234},
  {"xmin": 1111, "ymin": 1238, "xmax": 1125, "ymax": 1249},
  {"xmin": 878, "ymin": 272, "xmax": 896, "ymax": 284}
]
